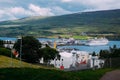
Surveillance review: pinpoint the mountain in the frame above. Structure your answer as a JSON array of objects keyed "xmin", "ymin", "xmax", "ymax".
[{"xmin": 0, "ymin": 9, "xmax": 120, "ymax": 37}]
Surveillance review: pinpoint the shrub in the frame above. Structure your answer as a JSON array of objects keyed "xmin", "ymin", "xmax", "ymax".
[{"xmin": 0, "ymin": 48, "xmax": 11, "ymax": 57}]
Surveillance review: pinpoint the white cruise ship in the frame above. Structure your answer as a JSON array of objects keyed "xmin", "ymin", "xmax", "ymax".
[{"xmin": 85, "ymin": 38, "xmax": 109, "ymax": 46}]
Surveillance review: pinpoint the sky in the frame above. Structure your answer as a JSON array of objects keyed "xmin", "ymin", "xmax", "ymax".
[{"xmin": 0, "ymin": 0, "xmax": 120, "ymax": 21}]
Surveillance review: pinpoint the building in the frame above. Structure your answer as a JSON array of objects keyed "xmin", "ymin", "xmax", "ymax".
[
  {"xmin": 51, "ymin": 48, "xmax": 104, "ymax": 70},
  {"xmin": 3, "ymin": 40, "xmax": 15, "ymax": 49}
]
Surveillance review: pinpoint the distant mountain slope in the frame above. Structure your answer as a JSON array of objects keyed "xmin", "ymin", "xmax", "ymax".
[{"xmin": 0, "ymin": 9, "xmax": 120, "ymax": 37}]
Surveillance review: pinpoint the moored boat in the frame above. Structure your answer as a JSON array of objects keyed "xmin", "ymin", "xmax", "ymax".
[{"xmin": 85, "ymin": 38, "xmax": 109, "ymax": 46}]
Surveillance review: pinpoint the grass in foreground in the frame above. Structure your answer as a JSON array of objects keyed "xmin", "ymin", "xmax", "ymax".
[
  {"xmin": 0, "ymin": 55, "xmax": 54, "ymax": 69},
  {"xmin": 0, "ymin": 55, "xmax": 115, "ymax": 80},
  {"xmin": 0, "ymin": 68, "xmax": 113, "ymax": 80}
]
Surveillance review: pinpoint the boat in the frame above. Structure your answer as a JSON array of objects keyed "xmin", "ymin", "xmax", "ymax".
[{"xmin": 85, "ymin": 38, "xmax": 109, "ymax": 46}]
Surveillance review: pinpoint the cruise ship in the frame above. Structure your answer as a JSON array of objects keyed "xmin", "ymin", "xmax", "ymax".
[{"xmin": 85, "ymin": 38, "xmax": 109, "ymax": 46}]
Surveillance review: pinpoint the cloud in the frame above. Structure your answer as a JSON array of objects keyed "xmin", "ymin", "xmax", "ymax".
[
  {"xmin": 0, "ymin": 0, "xmax": 15, "ymax": 3},
  {"xmin": 0, "ymin": 7, "xmax": 30, "ymax": 21},
  {"xmin": 28, "ymin": 4, "xmax": 72, "ymax": 16},
  {"xmin": 10, "ymin": 7, "xmax": 27, "ymax": 15},
  {"xmin": 61, "ymin": 0, "xmax": 72, "ymax": 2},
  {"xmin": 81, "ymin": 0, "xmax": 120, "ymax": 10},
  {"xmin": 0, "ymin": 0, "xmax": 119, "ymax": 21},
  {"xmin": 51, "ymin": 6, "xmax": 71, "ymax": 15},
  {"xmin": 0, "ymin": 9, "xmax": 17, "ymax": 21},
  {"xmin": 61, "ymin": 0, "xmax": 120, "ymax": 11},
  {"xmin": 0, "ymin": 3, "xmax": 72, "ymax": 21},
  {"xmin": 0, "ymin": 4, "xmax": 55, "ymax": 21},
  {"xmin": 29, "ymin": 4, "xmax": 54, "ymax": 16}
]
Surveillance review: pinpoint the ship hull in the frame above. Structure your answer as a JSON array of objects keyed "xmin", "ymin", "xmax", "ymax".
[{"xmin": 85, "ymin": 38, "xmax": 109, "ymax": 46}]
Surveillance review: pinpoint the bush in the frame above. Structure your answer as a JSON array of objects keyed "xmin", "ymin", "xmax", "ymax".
[
  {"xmin": 0, "ymin": 40, "xmax": 4, "ymax": 47},
  {"xmin": 13, "ymin": 36, "xmax": 41, "ymax": 63},
  {"xmin": 0, "ymin": 48, "xmax": 11, "ymax": 57}
]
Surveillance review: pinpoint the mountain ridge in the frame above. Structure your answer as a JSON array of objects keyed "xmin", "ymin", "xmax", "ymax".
[{"xmin": 0, "ymin": 9, "xmax": 120, "ymax": 37}]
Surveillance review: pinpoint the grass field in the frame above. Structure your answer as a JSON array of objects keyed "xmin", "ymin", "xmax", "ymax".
[
  {"xmin": 49, "ymin": 35, "xmax": 91, "ymax": 40},
  {"xmin": 0, "ymin": 55, "xmax": 115, "ymax": 80},
  {"xmin": 0, "ymin": 68, "xmax": 113, "ymax": 80},
  {"xmin": 72, "ymin": 35, "xmax": 91, "ymax": 40},
  {"xmin": 0, "ymin": 55, "xmax": 54, "ymax": 69}
]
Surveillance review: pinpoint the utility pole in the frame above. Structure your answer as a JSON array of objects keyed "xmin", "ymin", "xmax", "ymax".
[
  {"xmin": 110, "ymin": 57, "xmax": 112, "ymax": 68},
  {"xmin": 19, "ymin": 36, "xmax": 22, "ymax": 67},
  {"xmin": 92, "ymin": 57, "xmax": 95, "ymax": 70},
  {"xmin": 11, "ymin": 50, "xmax": 13, "ymax": 67}
]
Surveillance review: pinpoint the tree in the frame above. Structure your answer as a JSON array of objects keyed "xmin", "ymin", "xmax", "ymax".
[
  {"xmin": 13, "ymin": 36, "xmax": 41, "ymax": 63},
  {"xmin": 99, "ymin": 50, "xmax": 110, "ymax": 58},
  {"xmin": 99, "ymin": 45, "xmax": 120, "ymax": 58},
  {"xmin": 39, "ymin": 47, "xmax": 60, "ymax": 64},
  {"xmin": 0, "ymin": 47, "xmax": 11, "ymax": 57},
  {"xmin": 0, "ymin": 40, "xmax": 4, "ymax": 47},
  {"xmin": 109, "ymin": 45, "xmax": 120, "ymax": 57},
  {"xmin": 92, "ymin": 51, "xmax": 96, "ymax": 56}
]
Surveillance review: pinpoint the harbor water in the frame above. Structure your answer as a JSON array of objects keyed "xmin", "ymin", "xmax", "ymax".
[{"xmin": 0, "ymin": 37, "xmax": 120, "ymax": 53}]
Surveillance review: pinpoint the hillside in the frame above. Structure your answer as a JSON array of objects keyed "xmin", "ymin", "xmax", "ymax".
[
  {"xmin": 0, "ymin": 55, "xmax": 50, "ymax": 69},
  {"xmin": 0, "ymin": 9, "xmax": 120, "ymax": 37},
  {"xmin": 0, "ymin": 56, "xmax": 117, "ymax": 80},
  {"xmin": 0, "ymin": 55, "xmax": 113, "ymax": 80}
]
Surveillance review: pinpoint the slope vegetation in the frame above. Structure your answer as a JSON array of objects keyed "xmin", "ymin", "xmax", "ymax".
[
  {"xmin": 0, "ymin": 55, "xmax": 49, "ymax": 68},
  {"xmin": 0, "ymin": 56, "xmax": 115, "ymax": 80},
  {"xmin": 0, "ymin": 9, "xmax": 120, "ymax": 37}
]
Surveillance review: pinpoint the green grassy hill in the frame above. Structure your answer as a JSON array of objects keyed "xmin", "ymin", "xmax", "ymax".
[
  {"xmin": 0, "ymin": 55, "xmax": 51, "ymax": 69},
  {"xmin": 0, "ymin": 68, "xmax": 114, "ymax": 80},
  {"xmin": 0, "ymin": 55, "xmax": 116, "ymax": 80},
  {"xmin": 0, "ymin": 9, "xmax": 120, "ymax": 37}
]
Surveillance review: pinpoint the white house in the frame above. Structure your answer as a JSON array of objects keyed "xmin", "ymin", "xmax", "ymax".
[
  {"xmin": 3, "ymin": 40, "xmax": 15, "ymax": 49},
  {"xmin": 89, "ymin": 56, "xmax": 104, "ymax": 69},
  {"xmin": 51, "ymin": 48, "xmax": 104, "ymax": 70}
]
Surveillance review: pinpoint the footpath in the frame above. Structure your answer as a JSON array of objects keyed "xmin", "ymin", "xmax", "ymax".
[{"xmin": 100, "ymin": 70, "xmax": 120, "ymax": 80}]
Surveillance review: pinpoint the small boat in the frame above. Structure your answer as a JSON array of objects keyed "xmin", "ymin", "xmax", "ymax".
[{"xmin": 85, "ymin": 38, "xmax": 109, "ymax": 46}]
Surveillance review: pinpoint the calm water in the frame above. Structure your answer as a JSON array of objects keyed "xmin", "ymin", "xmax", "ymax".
[
  {"xmin": 0, "ymin": 37, "xmax": 17, "ymax": 41},
  {"xmin": 0, "ymin": 37, "xmax": 120, "ymax": 53},
  {"xmin": 58, "ymin": 41, "xmax": 120, "ymax": 53}
]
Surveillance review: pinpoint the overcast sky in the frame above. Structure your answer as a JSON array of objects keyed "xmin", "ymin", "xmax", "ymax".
[{"xmin": 0, "ymin": 0, "xmax": 120, "ymax": 21}]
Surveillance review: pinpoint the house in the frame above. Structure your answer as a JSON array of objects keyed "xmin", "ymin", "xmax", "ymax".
[
  {"xmin": 3, "ymin": 40, "xmax": 15, "ymax": 49},
  {"xmin": 51, "ymin": 48, "xmax": 104, "ymax": 70}
]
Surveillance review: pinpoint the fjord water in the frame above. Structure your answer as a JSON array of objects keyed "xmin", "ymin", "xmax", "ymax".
[
  {"xmin": 58, "ymin": 41, "xmax": 120, "ymax": 53},
  {"xmin": 38, "ymin": 38, "xmax": 120, "ymax": 53},
  {"xmin": 0, "ymin": 37, "xmax": 120, "ymax": 53}
]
